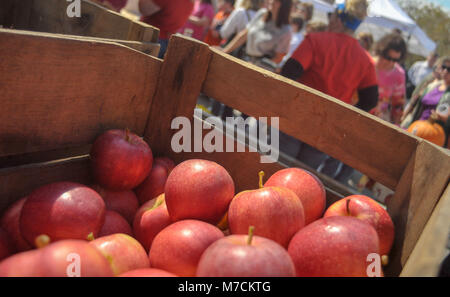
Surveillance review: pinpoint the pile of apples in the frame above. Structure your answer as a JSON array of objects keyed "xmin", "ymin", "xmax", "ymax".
[{"xmin": 0, "ymin": 129, "xmax": 394, "ymax": 277}]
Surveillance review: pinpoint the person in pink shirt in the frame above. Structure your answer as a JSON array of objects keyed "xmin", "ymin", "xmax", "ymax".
[
  {"xmin": 179, "ymin": 0, "xmax": 216, "ymax": 41},
  {"xmin": 370, "ymin": 33, "xmax": 407, "ymax": 125}
]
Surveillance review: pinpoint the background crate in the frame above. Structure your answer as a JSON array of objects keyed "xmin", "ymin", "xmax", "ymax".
[
  {"xmin": 0, "ymin": 30, "xmax": 448, "ymax": 277},
  {"xmin": 0, "ymin": 0, "xmax": 160, "ymax": 56}
]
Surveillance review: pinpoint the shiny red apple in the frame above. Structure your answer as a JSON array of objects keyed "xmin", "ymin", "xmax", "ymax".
[
  {"xmin": 154, "ymin": 157, "xmax": 175, "ymax": 174},
  {"xmin": 0, "ymin": 228, "xmax": 15, "ymax": 261},
  {"xmin": 264, "ymin": 168, "xmax": 326, "ymax": 225},
  {"xmin": 133, "ymin": 195, "xmax": 171, "ymax": 252},
  {"xmin": 164, "ymin": 159, "xmax": 235, "ymax": 224},
  {"xmin": 323, "ymin": 195, "xmax": 394, "ymax": 256},
  {"xmin": 0, "ymin": 239, "xmax": 114, "ymax": 277},
  {"xmin": 20, "ymin": 182, "xmax": 106, "ymax": 247},
  {"xmin": 92, "ymin": 184, "xmax": 139, "ymax": 224},
  {"xmin": 134, "ymin": 160, "xmax": 170, "ymax": 205},
  {"xmin": 90, "ymin": 233, "xmax": 149, "ymax": 276},
  {"xmin": 0, "ymin": 249, "xmax": 41, "ymax": 276},
  {"xmin": 197, "ymin": 227, "xmax": 296, "ymax": 277},
  {"xmin": 0, "ymin": 197, "xmax": 32, "ymax": 252},
  {"xmin": 288, "ymin": 216, "xmax": 380, "ymax": 277},
  {"xmin": 149, "ymin": 219, "xmax": 224, "ymax": 277},
  {"xmin": 118, "ymin": 268, "xmax": 177, "ymax": 277},
  {"xmin": 228, "ymin": 186, "xmax": 304, "ymax": 248},
  {"xmin": 98, "ymin": 210, "xmax": 133, "ymax": 237},
  {"xmin": 90, "ymin": 129, "xmax": 153, "ymax": 191}
]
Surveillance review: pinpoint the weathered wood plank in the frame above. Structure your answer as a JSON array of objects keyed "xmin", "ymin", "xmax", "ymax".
[
  {"xmin": 400, "ymin": 184, "xmax": 450, "ymax": 276},
  {"xmin": 2, "ymin": 28, "xmax": 160, "ymax": 57},
  {"xmin": 5, "ymin": 0, "xmax": 159, "ymax": 42},
  {"xmin": 0, "ymin": 29, "xmax": 162, "ymax": 157},
  {"xmin": 202, "ymin": 49, "xmax": 419, "ymax": 190},
  {"xmin": 0, "ymin": 156, "xmax": 91, "ymax": 214},
  {"xmin": 144, "ymin": 34, "xmax": 212, "ymax": 155},
  {"xmin": 385, "ymin": 141, "xmax": 450, "ymax": 276}
]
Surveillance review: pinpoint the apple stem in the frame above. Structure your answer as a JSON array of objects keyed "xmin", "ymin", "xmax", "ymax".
[
  {"xmin": 35, "ymin": 234, "xmax": 51, "ymax": 249},
  {"xmin": 247, "ymin": 226, "xmax": 255, "ymax": 245},
  {"xmin": 87, "ymin": 232, "xmax": 95, "ymax": 241},
  {"xmin": 258, "ymin": 171, "xmax": 265, "ymax": 189},
  {"xmin": 346, "ymin": 198, "xmax": 351, "ymax": 216},
  {"xmin": 151, "ymin": 194, "xmax": 166, "ymax": 210}
]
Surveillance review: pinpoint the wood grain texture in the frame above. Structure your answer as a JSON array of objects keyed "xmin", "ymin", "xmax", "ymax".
[
  {"xmin": 385, "ymin": 141, "xmax": 450, "ymax": 276},
  {"xmin": 0, "ymin": 156, "xmax": 91, "ymax": 214},
  {"xmin": 202, "ymin": 49, "xmax": 419, "ymax": 190},
  {"xmin": 0, "ymin": 29, "xmax": 162, "ymax": 157},
  {"xmin": 2, "ymin": 28, "xmax": 160, "ymax": 57},
  {"xmin": 5, "ymin": 0, "xmax": 159, "ymax": 42},
  {"xmin": 400, "ymin": 184, "xmax": 450, "ymax": 276},
  {"xmin": 144, "ymin": 34, "xmax": 212, "ymax": 155}
]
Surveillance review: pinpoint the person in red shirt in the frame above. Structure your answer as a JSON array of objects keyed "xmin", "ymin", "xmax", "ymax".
[
  {"xmin": 139, "ymin": 0, "xmax": 195, "ymax": 58},
  {"xmin": 280, "ymin": 0, "xmax": 378, "ymax": 184}
]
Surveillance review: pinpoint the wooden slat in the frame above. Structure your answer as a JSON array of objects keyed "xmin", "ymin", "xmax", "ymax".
[
  {"xmin": 144, "ymin": 34, "xmax": 212, "ymax": 155},
  {"xmin": 3, "ymin": 28, "xmax": 160, "ymax": 57},
  {"xmin": 8, "ymin": 0, "xmax": 159, "ymax": 42},
  {"xmin": 0, "ymin": 156, "xmax": 91, "ymax": 214},
  {"xmin": 0, "ymin": 29, "xmax": 162, "ymax": 157},
  {"xmin": 385, "ymin": 141, "xmax": 450, "ymax": 276},
  {"xmin": 202, "ymin": 49, "xmax": 419, "ymax": 190},
  {"xmin": 400, "ymin": 184, "xmax": 450, "ymax": 276}
]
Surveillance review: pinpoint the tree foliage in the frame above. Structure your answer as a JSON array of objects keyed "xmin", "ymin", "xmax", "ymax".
[{"xmin": 396, "ymin": 0, "xmax": 450, "ymax": 58}]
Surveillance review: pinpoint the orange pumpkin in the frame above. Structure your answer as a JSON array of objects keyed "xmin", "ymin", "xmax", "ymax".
[{"xmin": 407, "ymin": 119, "xmax": 445, "ymax": 146}]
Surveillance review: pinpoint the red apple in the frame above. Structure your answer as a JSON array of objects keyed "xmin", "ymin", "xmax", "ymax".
[
  {"xmin": 118, "ymin": 268, "xmax": 177, "ymax": 277},
  {"xmin": 39, "ymin": 239, "xmax": 115, "ymax": 277},
  {"xmin": 98, "ymin": 210, "xmax": 133, "ymax": 237},
  {"xmin": 0, "ymin": 197, "xmax": 32, "ymax": 252},
  {"xmin": 264, "ymin": 168, "xmax": 326, "ymax": 225},
  {"xmin": 134, "ymin": 195, "xmax": 162, "ymax": 221},
  {"xmin": 90, "ymin": 233, "xmax": 149, "ymax": 276},
  {"xmin": 134, "ymin": 161, "xmax": 169, "ymax": 205},
  {"xmin": 164, "ymin": 159, "xmax": 235, "ymax": 224},
  {"xmin": 149, "ymin": 219, "xmax": 224, "ymax": 277},
  {"xmin": 154, "ymin": 157, "xmax": 175, "ymax": 174},
  {"xmin": 133, "ymin": 195, "xmax": 171, "ymax": 252},
  {"xmin": 228, "ymin": 186, "xmax": 305, "ymax": 248},
  {"xmin": 0, "ymin": 240, "xmax": 114, "ymax": 277},
  {"xmin": 90, "ymin": 129, "xmax": 153, "ymax": 191},
  {"xmin": 288, "ymin": 216, "xmax": 380, "ymax": 277},
  {"xmin": 0, "ymin": 228, "xmax": 15, "ymax": 261},
  {"xmin": 92, "ymin": 184, "xmax": 139, "ymax": 224},
  {"xmin": 197, "ymin": 227, "xmax": 296, "ymax": 277},
  {"xmin": 0, "ymin": 249, "xmax": 41, "ymax": 276},
  {"xmin": 20, "ymin": 182, "xmax": 106, "ymax": 247},
  {"xmin": 323, "ymin": 195, "xmax": 394, "ymax": 256}
]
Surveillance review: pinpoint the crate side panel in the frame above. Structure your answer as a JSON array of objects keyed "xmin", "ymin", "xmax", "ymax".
[
  {"xmin": 203, "ymin": 49, "xmax": 419, "ymax": 190},
  {"xmin": 0, "ymin": 29, "xmax": 161, "ymax": 157}
]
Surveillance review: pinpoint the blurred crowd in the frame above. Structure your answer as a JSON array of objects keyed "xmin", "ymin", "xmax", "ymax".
[{"xmin": 97, "ymin": 0, "xmax": 449, "ymax": 184}]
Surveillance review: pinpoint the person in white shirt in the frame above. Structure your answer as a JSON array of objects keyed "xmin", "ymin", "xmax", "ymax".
[
  {"xmin": 278, "ymin": 15, "xmax": 304, "ymax": 68},
  {"xmin": 408, "ymin": 51, "xmax": 439, "ymax": 88},
  {"xmin": 219, "ymin": 0, "xmax": 265, "ymax": 42}
]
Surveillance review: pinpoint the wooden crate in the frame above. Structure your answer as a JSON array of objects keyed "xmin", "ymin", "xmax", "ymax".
[
  {"xmin": 0, "ymin": 0, "xmax": 160, "ymax": 56},
  {"xmin": 0, "ymin": 30, "xmax": 449, "ymax": 277}
]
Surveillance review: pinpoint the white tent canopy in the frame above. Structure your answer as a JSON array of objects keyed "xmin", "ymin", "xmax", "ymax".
[{"xmin": 303, "ymin": 0, "xmax": 437, "ymax": 57}]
